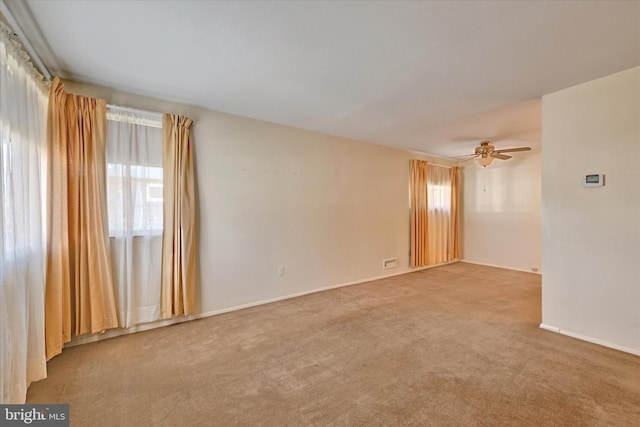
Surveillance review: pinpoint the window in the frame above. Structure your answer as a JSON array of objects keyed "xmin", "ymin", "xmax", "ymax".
[
  {"xmin": 106, "ymin": 163, "xmax": 163, "ymax": 235},
  {"xmin": 427, "ymin": 183, "xmax": 452, "ymax": 213},
  {"xmin": 105, "ymin": 107, "xmax": 164, "ymax": 327},
  {"xmin": 106, "ymin": 109, "xmax": 163, "ymax": 236},
  {"xmin": 426, "ymin": 165, "xmax": 452, "ymax": 265}
]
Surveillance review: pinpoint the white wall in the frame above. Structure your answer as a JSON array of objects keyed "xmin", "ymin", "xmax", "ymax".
[
  {"xmin": 461, "ymin": 151, "xmax": 542, "ymax": 273},
  {"xmin": 63, "ymin": 80, "xmax": 456, "ymax": 332},
  {"xmin": 541, "ymin": 67, "xmax": 640, "ymax": 354}
]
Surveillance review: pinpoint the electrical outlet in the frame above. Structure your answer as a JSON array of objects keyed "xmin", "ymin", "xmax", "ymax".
[{"xmin": 277, "ymin": 266, "xmax": 285, "ymax": 277}]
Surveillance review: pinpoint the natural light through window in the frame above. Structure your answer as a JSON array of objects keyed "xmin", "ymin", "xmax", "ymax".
[
  {"xmin": 105, "ymin": 109, "xmax": 163, "ymax": 238},
  {"xmin": 427, "ymin": 183, "xmax": 451, "ymax": 213},
  {"xmin": 106, "ymin": 164, "xmax": 163, "ymax": 235}
]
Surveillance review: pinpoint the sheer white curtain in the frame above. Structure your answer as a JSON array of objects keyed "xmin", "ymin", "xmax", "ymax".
[
  {"xmin": 426, "ymin": 164, "xmax": 452, "ymax": 265},
  {"xmin": 0, "ymin": 23, "xmax": 48, "ymax": 403},
  {"xmin": 106, "ymin": 108, "xmax": 163, "ymax": 328}
]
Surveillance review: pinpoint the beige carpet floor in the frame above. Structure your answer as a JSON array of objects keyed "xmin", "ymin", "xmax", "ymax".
[{"xmin": 28, "ymin": 262, "xmax": 640, "ymax": 426}]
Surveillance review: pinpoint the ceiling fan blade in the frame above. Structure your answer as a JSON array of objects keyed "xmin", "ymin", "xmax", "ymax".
[
  {"xmin": 459, "ymin": 154, "xmax": 479, "ymax": 164},
  {"xmin": 495, "ymin": 147, "xmax": 531, "ymax": 153},
  {"xmin": 491, "ymin": 153, "xmax": 512, "ymax": 160}
]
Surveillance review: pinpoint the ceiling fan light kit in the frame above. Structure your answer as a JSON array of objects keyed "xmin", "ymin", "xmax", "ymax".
[
  {"xmin": 478, "ymin": 156, "xmax": 494, "ymax": 167},
  {"xmin": 461, "ymin": 140, "xmax": 532, "ymax": 168}
]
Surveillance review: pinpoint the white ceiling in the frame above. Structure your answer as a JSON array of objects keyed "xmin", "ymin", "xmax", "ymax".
[{"xmin": 11, "ymin": 0, "xmax": 640, "ymax": 157}]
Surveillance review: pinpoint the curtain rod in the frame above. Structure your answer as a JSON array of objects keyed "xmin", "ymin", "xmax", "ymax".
[
  {"xmin": 107, "ymin": 104, "xmax": 163, "ymax": 120},
  {"xmin": 411, "ymin": 159, "xmax": 453, "ymax": 169},
  {"xmin": 0, "ymin": 0, "xmax": 52, "ymax": 81}
]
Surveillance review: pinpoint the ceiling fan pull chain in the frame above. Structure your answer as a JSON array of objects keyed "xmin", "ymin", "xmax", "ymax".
[{"xmin": 483, "ymin": 167, "xmax": 487, "ymax": 192}]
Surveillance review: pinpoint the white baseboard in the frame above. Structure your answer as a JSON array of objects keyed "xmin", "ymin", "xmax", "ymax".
[
  {"xmin": 538, "ymin": 323, "xmax": 640, "ymax": 356},
  {"xmin": 538, "ymin": 323, "xmax": 560, "ymax": 333},
  {"xmin": 68, "ymin": 260, "xmax": 459, "ymax": 347},
  {"xmin": 460, "ymin": 260, "xmax": 541, "ymax": 275}
]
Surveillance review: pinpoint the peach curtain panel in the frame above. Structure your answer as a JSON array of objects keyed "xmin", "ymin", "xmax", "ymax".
[
  {"xmin": 161, "ymin": 114, "xmax": 196, "ymax": 319},
  {"xmin": 426, "ymin": 164, "xmax": 451, "ymax": 265},
  {"xmin": 45, "ymin": 77, "xmax": 118, "ymax": 360},
  {"xmin": 449, "ymin": 166, "xmax": 461, "ymax": 260},
  {"xmin": 410, "ymin": 159, "xmax": 428, "ymax": 267}
]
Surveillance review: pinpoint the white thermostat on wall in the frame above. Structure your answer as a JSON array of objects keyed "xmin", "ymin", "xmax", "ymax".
[{"xmin": 582, "ymin": 174, "xmax": 604, "ymax": 188}]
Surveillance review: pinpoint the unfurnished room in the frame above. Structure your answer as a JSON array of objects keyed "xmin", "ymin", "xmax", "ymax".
[{"xmin": 1, "ymin": 1, "xmax": 639, "ymax": 426}]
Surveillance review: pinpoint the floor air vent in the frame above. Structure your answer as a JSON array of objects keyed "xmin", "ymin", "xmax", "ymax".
[{"xmin": 382, "ymin": 258, "xmax": 399, "ymax": 269}]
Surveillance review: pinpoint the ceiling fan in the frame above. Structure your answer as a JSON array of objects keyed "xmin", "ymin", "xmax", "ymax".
[{"xmin": 460, "ymin": 141, "xmax": 531, "ymax": 167}]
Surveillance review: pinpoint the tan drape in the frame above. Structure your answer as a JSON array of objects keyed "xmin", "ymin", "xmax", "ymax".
[
  {"xmin": 161, "ymin": 114, "xmax": 196, "ymax": 319},
  {"xmin": 45, "ymin": 77, "xmax": 118, "ymax": 360},
  {"xmin": 410, "ymin": 159, "xmax": 428, "ymax": 267},
  {"xmin": 449, "ymin": 166, "xmax": 461, "ymax": 260}
]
